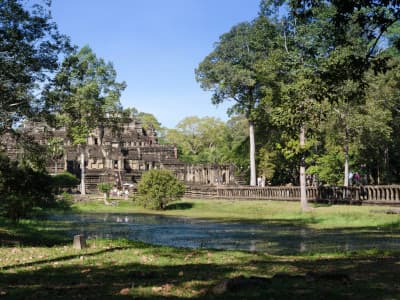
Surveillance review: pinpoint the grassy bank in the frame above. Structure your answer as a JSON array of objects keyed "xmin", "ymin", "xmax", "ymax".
[{"xmin": 1, "ymin": 199, "xmax": 400, "ymax": 299}]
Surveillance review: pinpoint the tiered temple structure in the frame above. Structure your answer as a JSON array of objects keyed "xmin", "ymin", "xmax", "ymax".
[{"xmin": 8, "ymin": 118, "xmax": 236, "ymax": 191}]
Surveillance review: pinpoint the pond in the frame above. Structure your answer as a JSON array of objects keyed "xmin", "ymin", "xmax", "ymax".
[{"xmin": 49, "ymin": 213, "xmax": 400, "ymax": 255}]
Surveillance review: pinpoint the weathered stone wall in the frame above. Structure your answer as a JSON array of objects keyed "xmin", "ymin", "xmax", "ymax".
[{"xmin": 3, "ymin": 119, "xmax": 238, "ymax": 190}]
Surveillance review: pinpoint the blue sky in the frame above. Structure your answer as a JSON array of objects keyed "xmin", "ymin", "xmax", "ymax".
[{"xmin": 51, "ymin": 0, "xmax": 261, "ymax": 128}]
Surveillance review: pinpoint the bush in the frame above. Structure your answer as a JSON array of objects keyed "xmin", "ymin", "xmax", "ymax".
[
  {"xmin": 0, "ymin": 153, "xmax": 55, "ymax": 222},
  {"xmin": 52, "ymin": 172, "xmax": 79, "ymax": 193},
  {"xmin": 134, "ymin": 169, "xmax": 185, "ymax": 210},
  {"xmin": 97, "ymin": 182, "xmax": 113, "ymax": 194},
  {"xmin": 58, "ymin": 191, "xmax": 74, "ymax": 205},
  {"xmin": 97, "ymin": 182, "xmax": 113, "ymax": 205}
]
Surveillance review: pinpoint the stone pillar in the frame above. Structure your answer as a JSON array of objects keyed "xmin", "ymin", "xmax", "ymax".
[{"xmin": 73, "ymin": 234, "xmax": 86, "ymax": 250}]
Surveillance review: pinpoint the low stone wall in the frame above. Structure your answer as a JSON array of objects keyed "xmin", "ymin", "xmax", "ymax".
[
  {"xmin": 359, "ymin": 185, "xmax": 400, "ymax": 204},
  {"xmin": 184, "ymin": 185, "xmax": 400, "ymax": 205},
  {"xmin": 215, "ymin": 186, "xmax": 318, "ymax": 201},
  {"xmin": 79, "ymin": 179, "xmax": 400, "ymax": 205}
]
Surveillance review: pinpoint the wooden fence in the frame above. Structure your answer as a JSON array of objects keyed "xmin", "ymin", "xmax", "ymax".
[{"xmin": 184, "ymin": 185, "xmax": 400, "ymax": 205}]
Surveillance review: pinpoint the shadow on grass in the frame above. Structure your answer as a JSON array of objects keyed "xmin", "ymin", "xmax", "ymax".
[
  {"xmin": 1, "ymin": 205, "xmax": 400, "ymax": 298},
  {"xmin": 1, "ymin": 241, "xmax": 400, "ymax": 299},
  {"xmin": 379, "ymin": 219, "xmax": 400, "ymax": 231},
  {"xmin": 165, "ymin": 202, "xmax": 194, "ymax": 210},
  {"xmin": 1, "ymin": 246, "xmax": 132, "ymax": 271},
  {"xmin": 0, "ymin": 217, "xmax": 72, "ymax": 247}
]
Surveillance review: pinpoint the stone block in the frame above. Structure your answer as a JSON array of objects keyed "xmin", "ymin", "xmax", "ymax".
[{"xmin": 73, "ymin": 234, "xmax": 86, "ymax": 250}]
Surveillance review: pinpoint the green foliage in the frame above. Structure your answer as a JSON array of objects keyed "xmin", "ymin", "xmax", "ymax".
[
  {"xmin": 307, "ymin": 149, "xmax": 344, "ymax": 186},
  {"xmin": 0, "ymin": 153, "xmax": 54, "ymax": 222},
  {"xmin": 46, "ymin": 136, "xmax": 64, "ymax": 173},
  {"xmin": 44, "ymin": 45, "xmax": 126, "ymax": 146},
  {"xmin": 97, "ymin": 182, "xmax": 113, "ymax": 194},
  {"xmin": 257, "ymin": 146, "xmax": 277, "ymax": 181},
  {"xmin": 52, "ymin": 172, "xmax": 79, "ymax": 192},
  {"xmin": 134, "ymin": 169, "xmax": 185, "ymax": 210},
  {"xmin": 47, "ymin": 137, "xmax": 64, "ymax": 160},
  {"xmin": 60, "ymin": 192, "xmax": 74, "ymax": 203},
  {"xmin": 0, "ymin": 0, "xmax": 69, "ymax": 135},
  {"xmin": 254, "ymin": 1, "xmax": 400, "ymax": 187},
  {"xmin": 55, "ymin": 191, "xmax": 74, "ymax": 209},
  {"xmin": 225, "ymin": 115, "xmax": 250, "ymax": 170},
  {"xmin": 97, "ymin": 182, "xmax": 113, "ymax": 203},
  {"xmin": 186, "ymin": 2, "xmax": 400, "ymax": 186},
  {"xmin": 11, "ymin": 134, "xmax": 49, "ymax": 172},
  {"xmin": 137, "ymin": 112, "xmax": 162, "ymax": 132},
  {"xmin": 165, "ymin": 116, "xmax": 233, "ymax": 164},
  {"xmin": 44, "ymin": 46, "xmax": 126, "ymax": 194},
  {"xmin": 196, "ymin": 16, "xmax": 281, "ymax": 185},
  {"xmin": 195, "ymin": 16, "xmax": 279, "ymax": 114}
]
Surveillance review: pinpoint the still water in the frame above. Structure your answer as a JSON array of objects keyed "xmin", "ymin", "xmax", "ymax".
[{"xmin": 49, "ymin": 213, "xmax": 400, "ymax": 255}]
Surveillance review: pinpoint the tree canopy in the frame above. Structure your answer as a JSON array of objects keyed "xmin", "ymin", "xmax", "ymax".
[
  {"xmin": 196, "ymin": 16, "xmax": 280, "ymax": 185},
  {"xmin": 189, "ymin": 0, "xmax": 400, "ymax": 192},
  {"xmin": 44, "ymin": 45, "xmax": 126, "ymax": 194},
  {"xmin": 45, "ymin": 45, "xmax": 126, "ymax": 145},
  {"xmin": 0, "ymin": 0, "xmax": 69, "ymax": 136}
]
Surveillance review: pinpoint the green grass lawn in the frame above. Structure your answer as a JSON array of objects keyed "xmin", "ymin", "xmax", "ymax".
[{"xmin": 1, "ymin": 198, "xmax": 400, "ymax": 299}]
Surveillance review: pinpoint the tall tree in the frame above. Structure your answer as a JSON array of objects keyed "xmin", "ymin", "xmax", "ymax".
[
  {"xmin": 261, "ymin": 0, "xmax": 400, "ymax": 209},
  {"xmin": 262, "ymin": 4, "xmax": 329, "ymax": 210},
  {"xmin": 196, "ymin": 17, "xmax": 279, "ymax": 186},
  {"xmin": 0, "ymin": 0, "xmax": 69, "ymax": 136},
  {"xmin": 165, "ymin": 116, "xmax": 229, "ymax": 164},
  {"xmin": 44, "ymin": 46, "xmax": 126, "ymax": 194}
]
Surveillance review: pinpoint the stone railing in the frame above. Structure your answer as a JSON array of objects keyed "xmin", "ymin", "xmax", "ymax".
[
  {"xmin": 316, "ymin": 185, "xmax": 400, "ymax": 204},
  {"xmin": 79, "ymin": 178, "xmax": 400, "ymax": 205},
  {"xmin": 359, "ymin": 185, "xmax": 400, "ymax": 204},
  {"xmin": 184, "ymin": 185, "xmax": 316, "ymax": 201},
  {"xmin": 184, "ymin": 185, "xmax": 400, "ymax": 205},
  {"xmin": 316, "ymin": 186, "xmax": 361, "ymax": 204},
  {"xmin": 215, "ymin": 186, "xmax": 318, "ymax": 201}
]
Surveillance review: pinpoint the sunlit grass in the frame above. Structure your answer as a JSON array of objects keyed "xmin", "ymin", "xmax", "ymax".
[
  {"xmin": 1, "ymin": 237, "xmax": 399, "ymax": 299},
  {"xmin": 0, "ymin": 198, "xmax": 400, "ymax": 299},
  {"xmin": 1, "ymin": 199, "xmax": 400, "ymax": 298}
]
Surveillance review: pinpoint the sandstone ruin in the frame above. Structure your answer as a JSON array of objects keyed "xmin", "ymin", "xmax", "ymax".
[{"xmin": 4, "ymin": 117, "xmax": 237, "ymax": 191}]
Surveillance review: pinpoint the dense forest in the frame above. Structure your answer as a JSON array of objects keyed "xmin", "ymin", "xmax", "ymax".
[{"xmin": 162, "ymin": 1, "xmax": 400, "ymax": 187}]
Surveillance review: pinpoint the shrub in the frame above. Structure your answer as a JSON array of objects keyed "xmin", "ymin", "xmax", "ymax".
[
  {"xmin": 0, "ymin": 153, "xmax": 54, "ymax": 222},
  {"xmin": 135, "ymin": 169, "xmax": 185, "ymax": 210},
  {"xmin": 59, "ymin": 191, "xmax": 74, "ymax": 204},
  {"xmin": 97, "ymin": 182, "xmax": 113, "ymax": 205},
  {"xmin": 97, "ymin": 182, "xmax": 113, "ymax": 194},
  {"xmin": 52, "ymin": 172, "xmax": 79, "ymax": 193}
]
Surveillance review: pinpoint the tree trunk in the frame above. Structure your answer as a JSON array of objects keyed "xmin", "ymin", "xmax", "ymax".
[
  {"xmin": 249, "ymin": 120, "xmax": 256, "ymax": 186},
  {"xmin": 377, "ymin": 167, "xmax": 381, "ymax": 185},
  {"xmin": 103, "ymin": 192, "xmax": 110, "ymax": 205},
  {"xmin": 55, "ymin": 160, "xmax": 58, "ymax": 175},
  {"xmin": 344, "ymin": 144, "xmax": 349, "ymax": 187},
  {"xmin": 344, "ymin": 125, "xmax": 349, "ymax": 187},
  {"xmin": 80, "ymin": 146, "xmax": 86, "ymax": 195},
  {"xmin": 300, "ymin": 124, "xmax": 309, "ymax": 211},
  {"xmin": 64, "ymin": 154, "xmax": 67, "ymax": 171}
]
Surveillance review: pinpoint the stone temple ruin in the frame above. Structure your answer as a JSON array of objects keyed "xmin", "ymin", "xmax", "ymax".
[{"xmin": 6, "ymin": 117, "xmax": 237, "ymax": 191}]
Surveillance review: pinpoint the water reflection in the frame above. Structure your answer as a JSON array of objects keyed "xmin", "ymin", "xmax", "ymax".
[{"xmin": 49, "ymin": 213, "xmax": 400, "ymax": 255}]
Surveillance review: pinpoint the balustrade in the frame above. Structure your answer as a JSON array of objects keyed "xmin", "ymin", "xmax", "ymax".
[{"xmin": 184, "ymin": 185, "xmax": 400, "ymax": 204}]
